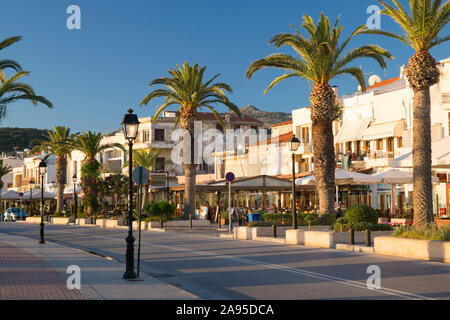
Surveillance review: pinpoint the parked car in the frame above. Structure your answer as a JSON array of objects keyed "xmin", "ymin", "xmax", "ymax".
[{"xmin": 2, "ymin": 208, "xmax": 28, "ymax": 221}]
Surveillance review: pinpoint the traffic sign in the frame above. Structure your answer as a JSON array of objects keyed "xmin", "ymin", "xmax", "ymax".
[
  {"xmin": 132, "ymin": 166, "xmax": 150, "ymax": 186},
  {"xmin": 225, "ymin": 172, "xmax": 235, "ymax": 182}
]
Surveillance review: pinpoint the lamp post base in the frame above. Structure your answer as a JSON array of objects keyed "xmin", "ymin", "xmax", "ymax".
[{"xmin": 123, "ymin": 233, "xmax": 137, "ymax": 279}]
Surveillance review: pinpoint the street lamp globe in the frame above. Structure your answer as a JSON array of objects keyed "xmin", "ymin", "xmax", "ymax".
[
  {"xmin": 121, "ymin": 109, "xmax": 140, "ymax": 141},
  {"xmin": 39, "ymin": 160, "xmax": 47, "ymax": 175},
  {"xmin": 72, "ymin": 174, "xmax": 77, "ymax": 184},
  {"xmin": 29, "ymin": 180, "xmax": 35, "ymax": 189},
  {"xmin": 290, "ymin": 134, "xmax": 301, "ymax": 153}
]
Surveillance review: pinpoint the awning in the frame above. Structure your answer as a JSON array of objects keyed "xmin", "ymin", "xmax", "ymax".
[
  {"xmin": 362, "ymin": 120, "xmax": 404, "ymax": 140},
  {"xmin": 295, "ymin": 168, "xmax": 381, "ymax": 186},
  {"xmin": 335, "ymin": 118, "xmax": 371, "ymax": 143}
]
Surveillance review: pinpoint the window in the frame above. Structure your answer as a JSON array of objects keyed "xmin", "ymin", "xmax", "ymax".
[
  {"xmin": 397, "ymin": 136, "xmax": 403, "ymax": 148},
  {"xmin": 155, "ymin": 157, "xmax": 165, "ymax": 171},
  {"xmin": 387, "ymin": 137, "xmax": 394, "ymax": 152},
  {"xmin": 251, "ymin": 126, "xmax": 258, "ymax": 134},
  {"xmin": 302, "ymin": 127, "xmax": 310, "ymax": 143},
  {"xmin": 376, "ymin": 139, "xmax": 383, "ymax": 150},
  {"xmin": 154, "ymin": 129, "xmax": 165, "ymax": 142},
  {"xmin": 143, "ymin": 130, "xmax": 150, "ymax": 142}
]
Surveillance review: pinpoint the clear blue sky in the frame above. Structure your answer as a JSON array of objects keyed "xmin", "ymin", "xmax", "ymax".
[{"xmin": 0, "ymin": 0, "xmax": 448, "ymax": 133}]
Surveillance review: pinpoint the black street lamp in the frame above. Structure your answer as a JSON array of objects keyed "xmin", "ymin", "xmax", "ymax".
[
  {"xmin": 122, "ymin": 108, "xmax": 140, "ymax": 280},
  {"xmin": 290, "ymin": 134, "xmax": 300, "ymax": 229},
  {"xmin": 72, "ymin": 174, "xmax": 77, "ymax": 222},
  {"xmin": 29, "ymin": 180, "xmax": 35, "ymax": 216},
  {"xmin": 38, "ymin": 160, "xmax": 47, "ymax": 244}
]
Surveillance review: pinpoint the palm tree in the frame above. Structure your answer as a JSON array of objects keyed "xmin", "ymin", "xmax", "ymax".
[
  {"xmin": 127, "ymin": 147, "xmax": 163, "ymax": 209},
  {"xmin": 0, "ymin": 71, "xmax": 53, "ymax": 121},
  {"xmin": 140, "ymin": 62, "xmax": 241, "ymax": 217},
  {"xmin": 73, "ymin": 131, "xmax": 124, "ymax": 164},
  {"xmin": 246, "ymin": 13, "xmax": 392, "ymax": 215},
  {"xmin": 30, "ymin": 126, "xmax": 76, "ymax": 212},
  {"xmin": 364, "ymin": 0, "xmax": 449, "ymax": 226},
  {"xmin": 0, "ymin": 36, "xmax": 22, "ymax": 81},
  {"xmin": 0, "ymin": 159, "xmax": 12, "ymax": 213}
]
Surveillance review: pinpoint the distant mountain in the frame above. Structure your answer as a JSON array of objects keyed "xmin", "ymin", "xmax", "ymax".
[
  {"xmin": 0, "ymin": 127, "xmax": 47, "ymax": 154},
  {"xmin": 235, "ymin": 105, "xmax": 292, "ymax": 126}
]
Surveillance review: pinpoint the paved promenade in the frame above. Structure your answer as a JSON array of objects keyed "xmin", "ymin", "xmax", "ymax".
[{"xmin": 0, "ymin": 232, "xmax": 198, "ymax": 300}]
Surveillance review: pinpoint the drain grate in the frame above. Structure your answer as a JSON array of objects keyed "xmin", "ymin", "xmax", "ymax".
[{"xmin": 79, "ymin": 285, "xmax": 103, "ymax": 300}]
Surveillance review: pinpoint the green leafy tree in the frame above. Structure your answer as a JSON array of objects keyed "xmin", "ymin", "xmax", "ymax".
[
  {"xmin": 140, "ymin": 62, "xmax": 241, "ymax": 217},
  {"xmin": 73, "ymin": 131, "xmax": 125, "ymax": 215},
  {"xmin": 0, "ymin": 159, "xmax": 12, "ymax": 212},
  {"xmin": 246, "ymin": 13, "xmax": 392, "ymax": 214},
  {"xmin": 30, "ymin": 126, "xmax": 77, "ymax": 212},
  {"xmin": 97, "ymin": 174, "xmax": 128, "ymax": 214},
  {"xmin": 364, "ymin": 0, "xmax": 449, "ymax": 226}
]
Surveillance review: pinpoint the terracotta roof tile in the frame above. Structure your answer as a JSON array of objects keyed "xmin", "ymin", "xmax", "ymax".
[{"xmin": 271, "ymin": 120, "xmax": 293, "ymax": 127}]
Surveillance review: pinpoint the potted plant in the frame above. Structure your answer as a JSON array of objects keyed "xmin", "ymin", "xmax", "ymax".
[
  {"xmin": 144, "ymin": 202, "xmax": 175, "ymax": 228},
  {"xmin": 220, "ymin": 210, "xmax": 229, "ymax": 226}
]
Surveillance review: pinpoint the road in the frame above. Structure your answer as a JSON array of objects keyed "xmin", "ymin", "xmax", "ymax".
[{"xmin": 1, "ymin": 222, "xmax": 449, "ymax": 300}]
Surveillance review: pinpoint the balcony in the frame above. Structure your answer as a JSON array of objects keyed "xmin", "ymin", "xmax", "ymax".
[
  {"xmin": 297, "ymin": 143, "xmax": 312, "ymax": 154},
  {"xmin": 364, "ymin": 151, "xmax": 394, "ymax": 167}
]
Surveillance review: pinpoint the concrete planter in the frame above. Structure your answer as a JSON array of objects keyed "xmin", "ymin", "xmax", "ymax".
[
  {"xmin": 76, "ymin": 218, "xmax": 94, "ymax": 225},
  {"xmin": 374, "ymin": 236, "xmax": 450, "ymax": 263},
  {"xmin": 105, "ymin": 219, "xmax": 125, "ymax": 228},
  {"xmin": 147, "ymin": 220, "xmax": 210, "ymax": 228},
  {"xmin": 333, "ymin": 231, "xmax": 393, "ymax": 244},
  {"xmin": 52, "ymin": 217, "xmax": 73, "ymax": 225},
  {"xmin": 390, "ymin": 218, "xmax": 412, "ymax": 225},
  {"xmin": 435, "ymin": 218, "xmax": 450, "ymax": 229},
  {"xmin": 286, "ymin": 230, "xmax": 334, "ymax": 248},
  {"xmin": 96, "ymin": 218, "xmax": 108, "ymax": 228},
  {"xmin": 233, "ymin": 226, "xmax": 253, "ymax": 240},
  {"xmin": 132, "ymin": 221, "xmax": 148, "ymax": 231},
  {"xmin": 24, "ymin": 217, "xmax": 42, "ymax": 224}
]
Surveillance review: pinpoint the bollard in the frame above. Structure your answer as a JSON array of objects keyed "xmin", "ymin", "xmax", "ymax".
[
  {"xmin": 365, "ymin": 229, "xmax": 371, "ymax": 247},
  {"xmin": 189, "ymin": 214, "xmax": 193, "ymax": 230},
  {"xmin": 218, "ymin": 215, "xmax": 221, "ymax": 229},
  {"xmin": 272, "ymin": 224, "xmax": 277, "ymax": 238},
  {"xmin": 349, "ymin": 228, "xmax": 355, "ymax": 245}
]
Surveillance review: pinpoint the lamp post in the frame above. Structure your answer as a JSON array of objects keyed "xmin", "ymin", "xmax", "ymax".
[
  {"xmin": 72, "ymin": 175, "xmax": 77, "ymax": 222},
  {"xmin": 29, "ymin": 180, "xmax": 35, "ymax": 216},
  {"xmin": 121, "ymin": 108, "xmax": 140, "ymax": 280},
  {"xmin": 290, "ymin": 134, "xmax": 300, "ymax": 229},
  {"xmin": 38, "ymin": 160, "xmax": 47, "ymax": 244}
]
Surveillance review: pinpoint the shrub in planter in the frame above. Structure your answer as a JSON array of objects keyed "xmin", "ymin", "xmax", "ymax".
[
  {"xmin": 344, "ymin": 205, "xmax": 378, "ymax": 227},
  {"xmin": 144, "ymin": 202, "xmax": 175, "ymax": 228},
  {"xmin": 393, "ymin": 223, "xmax": 450, "ymax": 241}
]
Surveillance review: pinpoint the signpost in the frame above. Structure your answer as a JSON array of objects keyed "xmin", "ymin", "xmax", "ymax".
[
  {"xmin": 225, "ymin": 172, "xmax": 235, "ymax": 234},
  {"xmin": 132, "ymin": 166, "xmax": 149, "ymax": 278}
]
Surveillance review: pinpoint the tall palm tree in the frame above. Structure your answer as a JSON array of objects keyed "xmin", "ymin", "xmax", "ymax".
[
  {"xmin": 246, "ymin": 13, "xmax": 392, "ymax": 215},
  {"xmin": 0, "ymin": 36, "xmax": 22, "ymax": 81},
  {"xmin": 30, "ymin": 126, "xmax": 76, "ymax": 212},
  {"xmin": 141, "ymin": 62, "xmax": 241, "ymax": 217},
  {"xmin": 73, "ymin": 131, "xmax": 125, "ymax": 164},
  {"xmin": 0, "ymin": 71, "xmax": 53, "ymax": 121},
  {"xmin": 0, "ymin": 159, "xmax": 12, "ymax": 213},
  {"xmin": 364, "ymin": 0, "xmax": 449, "ymax": 226}
]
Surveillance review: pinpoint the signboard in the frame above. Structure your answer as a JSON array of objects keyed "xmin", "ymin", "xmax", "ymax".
[
  {"xmin": 225, "ymin": 172, "xmax": 235, "ymax": 182},
  {"xmin": 151, "ymin": 174, "xmax": 167, "ymax": 187},
  {"xmin": 132, "ymin": 166, "xmax": 149, "ymax": 186},
  {"xmin": 439, "ymin": 208, "xmax": 446, "ymax": 216}
]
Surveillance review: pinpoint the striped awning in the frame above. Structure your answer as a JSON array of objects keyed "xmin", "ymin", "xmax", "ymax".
[{"xmin": 335, "ymin": 118, "xmax": 371, "ymax": 143}]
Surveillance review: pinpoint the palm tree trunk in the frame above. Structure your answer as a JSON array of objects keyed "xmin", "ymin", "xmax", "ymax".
[
  {"xmin": 412, "ymin": 88, "xmax": 433, "ymax": 226},
  {"xmin": 183, "ymin": 163, "xmax": 196, "ymax": 218},
  {"xmin": 55, "ymin": 156, "xmax": 67, "ymax": 212},
  {"xmin": 406, "ymin": 51, "xmax": 439, "ymax": 227},
  {"xmin": 141, "ymin": 184, "xmax": 149, "ymax": 210},
  {"xmin": 312, "ymin": 119, "xmax": 336, "ymax": 215},
  {"xmin": 310, "ymin": 83, "xmax": 336, "ymax": 215}
]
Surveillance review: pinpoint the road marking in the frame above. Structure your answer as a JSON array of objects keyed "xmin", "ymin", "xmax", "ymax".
[{"xmin": 40, "ymin": 227, "xmax": 434, "ymax": 300}]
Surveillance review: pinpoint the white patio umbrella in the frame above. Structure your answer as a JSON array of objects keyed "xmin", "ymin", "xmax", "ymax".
[
  {"xmin": 372, "ymin": 169, "xmax": 438, "ymax": 215},
  {"xmin": 0, "ymin": 190, "xmax": 21, "ymax": 200},
  {"xmin": 22, "ymin": 188, "xmax": 57, "ymax": 200}
]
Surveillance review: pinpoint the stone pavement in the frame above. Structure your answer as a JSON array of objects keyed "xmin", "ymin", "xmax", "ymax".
[{"xmin": 0, "ymin": 233, "xmax": 198, "ymax": 300}]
